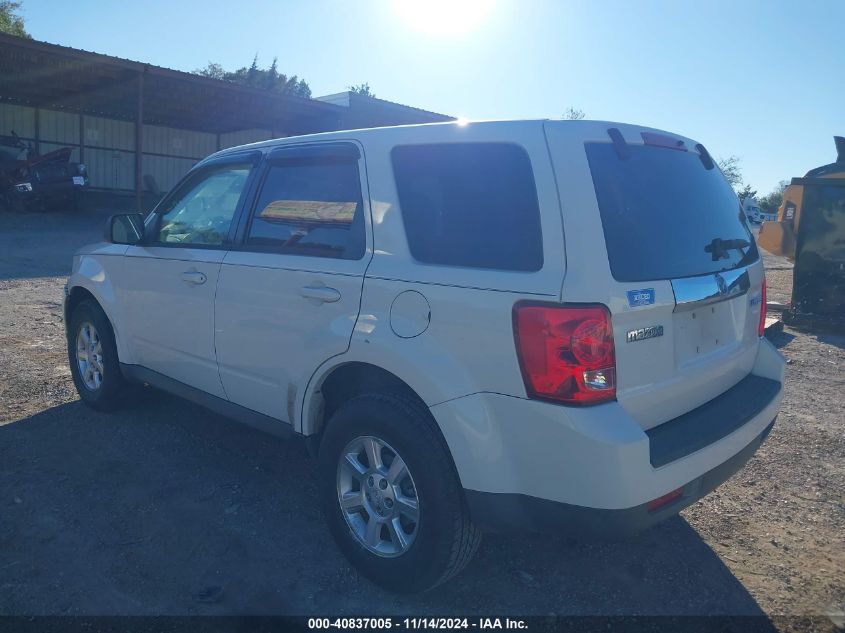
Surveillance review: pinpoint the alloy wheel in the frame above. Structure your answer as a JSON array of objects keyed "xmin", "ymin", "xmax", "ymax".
[
  {"xmin": 336, "ymin": 435, "xmax": 420, "ymax": 557},
  {"xmin": 75, "ymin": 321, "xmax": 103, "ymax": 391}
]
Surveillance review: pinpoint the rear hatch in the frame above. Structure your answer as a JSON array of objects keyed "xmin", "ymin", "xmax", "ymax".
[{"xmin": 544, "ymin": 122, "xmax": 765, "ymax": 430}]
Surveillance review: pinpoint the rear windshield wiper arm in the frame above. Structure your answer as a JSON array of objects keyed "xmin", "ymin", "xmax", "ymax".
[{"xmin": 704, "ymin": 237, "xmax": 750, "ymax": 261}]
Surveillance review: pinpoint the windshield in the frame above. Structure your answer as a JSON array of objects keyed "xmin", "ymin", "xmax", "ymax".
[{"xmin": 586, "ymin": 142, "xmax": 758, "ymax": 282}]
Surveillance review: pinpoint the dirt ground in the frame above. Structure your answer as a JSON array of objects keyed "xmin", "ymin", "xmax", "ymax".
[{"xmin": 0, "ymin": 209, "xmax": 842, "ymax": 627}]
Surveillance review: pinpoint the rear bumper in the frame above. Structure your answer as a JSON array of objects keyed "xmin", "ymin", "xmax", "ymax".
[
  {"xmin": 9, "ymin": 180, "xmax": 86, "ymax": 202},
  {"xmin": 431, "ymin": 338, "xmax": 785, "ymax": 534},
  {"xmin": 465, "ymin": 419, "xmax": 775, "ymax": 536}
]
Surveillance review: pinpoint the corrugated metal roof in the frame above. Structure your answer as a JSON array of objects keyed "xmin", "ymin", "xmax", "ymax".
[
  {"xmin": 317, "ymin": 91, "xmax": 453, "ymax": 120},
  {"xmin": 0, "ymin": 32, "xmax": 339, "ymax": 111},
  {"xmin": 0, "ymin": 32, "xmax": 343, "ymax": 134},
  {"xmin": 0, "ymin": 32, "xmax": 454, "ymax": 136}
]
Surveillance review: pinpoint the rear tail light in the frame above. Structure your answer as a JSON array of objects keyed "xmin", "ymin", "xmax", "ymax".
[
  {"xmin": 513, "ymin": 303, "xmax": 616, "ymax": 406},
  {"xmin": 758, "ymin": 277, "xmax": 767, "ymax": 337}
]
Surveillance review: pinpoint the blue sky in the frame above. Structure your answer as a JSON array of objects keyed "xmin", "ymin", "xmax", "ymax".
[{"xmin": 20, "ymin": 0, "xmax": 844, "ymax": 194}]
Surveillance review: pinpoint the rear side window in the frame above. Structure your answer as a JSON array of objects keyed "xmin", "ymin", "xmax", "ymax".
[
  {"xmin": 586, "ymin": 143, "xmax": 758, "ymax": 282},
  {"xmin": 247, "ymin": 158, "xmax": 365, "ymax": 260},
  {"xmin": 391, "ymin": 143, "xmax": 543, "ymax": 272}
]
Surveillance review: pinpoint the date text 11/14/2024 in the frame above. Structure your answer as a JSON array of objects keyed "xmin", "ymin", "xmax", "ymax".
[{"xmin": 307, "ymin": 617, "xmax": 528, "ymax": 630}]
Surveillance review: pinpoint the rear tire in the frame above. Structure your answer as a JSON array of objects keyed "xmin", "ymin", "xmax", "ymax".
[
  {"xmin": 318, "ymin": 391, "xmax": 481, "ymax": 592},
  {"xmin": 67, "ymin": 300, "xmax": 129, "ymax": 411}
]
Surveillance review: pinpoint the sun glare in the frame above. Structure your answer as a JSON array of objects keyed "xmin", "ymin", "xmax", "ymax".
[{"xmin": 391, "ymin": 0, "xmax": 496, "ymax": 38}]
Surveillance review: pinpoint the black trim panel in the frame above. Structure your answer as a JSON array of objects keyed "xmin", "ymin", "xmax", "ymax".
[
  {"xmin": 120, "ymin": 363, "xmax": 294, "ymax": 439},
  {"xmin": 646, "ymin": 374, "xmax": 780, "ymax": 468},
  {"xmin": 465, "ymin": 420, "xmax": 775, "ymax": 537}
]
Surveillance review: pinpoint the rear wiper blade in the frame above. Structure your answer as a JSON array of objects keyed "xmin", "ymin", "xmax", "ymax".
[{"xmin": 704, "ymin": 237, "xmax": 750, "ymax": 261}]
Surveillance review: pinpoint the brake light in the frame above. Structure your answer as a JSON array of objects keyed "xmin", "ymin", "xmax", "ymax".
[
  {"xmin": 513, "ymin": 303, "xmax": 616, "ymax": 405},
  {"xmin": 758, "ymin": 277, "xmax": 767, "ymax": 337}
]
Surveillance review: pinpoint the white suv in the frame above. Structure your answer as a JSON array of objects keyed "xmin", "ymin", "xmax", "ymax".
[{"xmin": 64, "ymin": 120, "xmax": 785, "ymax": 592}]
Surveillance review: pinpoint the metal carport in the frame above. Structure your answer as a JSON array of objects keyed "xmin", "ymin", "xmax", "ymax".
[{"xmin": 0, "ymin": 32, "xmax": 347, "ymax": 210}]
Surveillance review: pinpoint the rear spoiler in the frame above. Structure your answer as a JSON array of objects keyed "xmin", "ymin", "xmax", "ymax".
[{"xmin": 605, "ymin": 127, "xmax": 715, "ymax": 170}]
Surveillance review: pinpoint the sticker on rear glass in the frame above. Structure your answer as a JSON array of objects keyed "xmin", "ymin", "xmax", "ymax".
[{"xmin": 627, "ymin": 288, "xmax": 655, "ymax": 308}]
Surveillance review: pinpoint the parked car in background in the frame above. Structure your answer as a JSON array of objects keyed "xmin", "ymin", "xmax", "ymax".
[
  {"xmin": 63, "ymin": 120, "xmax": 785, "ymax": 592},
  {"xmin": 0, "ymin": 131, "xmax": 89, "ymax": 213},
  {"xmin": 742, "ymin": 198, "xmax": 763, "ymax": 223}
]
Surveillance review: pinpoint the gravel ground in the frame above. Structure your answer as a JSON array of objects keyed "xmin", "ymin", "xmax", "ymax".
[{"xmin": 0, "ymin": 210, "xmax": 842, "ymax": 627}]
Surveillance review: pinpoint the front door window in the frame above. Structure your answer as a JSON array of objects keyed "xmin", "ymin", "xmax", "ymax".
[{"xmin": 156, "ymin": 165, "xmax": 251, "ymax": 246}]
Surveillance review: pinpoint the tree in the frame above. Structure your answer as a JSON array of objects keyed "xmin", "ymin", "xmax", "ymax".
[
  {"xmin": 192, "ymin": 57, "xmax": 312, "ymax": 98},
  {"xmin": 0, "ymin": 1, "xmax": 30, "ymax": 38},
  {"xmin": 194, "ymin": 62, "xmax": 225, "ymax": 80},
  {"xmin": 759, "ymin": 180, "xmax": 789, "ymax": 215},
  {"xmin": 562, "ymin": 107, "xmax": 586, "ymax": 120},
  {"xmin": 717, "ymin": 155, "xmax": 743, "ymax": 191},
  {"xmin": 245, "ymin": 54, "xmax": 259, "ymax": 86},
  {"xmin": 264, "ymin": 57, "xmax": 279, "ymax": 91},
  {"xmin": 348, "ymin": 83, "xmax": 376, "ymax": 98},
  {"xmin": 737, "ymin": 184, "xmax": 757, "ymax": 203}
]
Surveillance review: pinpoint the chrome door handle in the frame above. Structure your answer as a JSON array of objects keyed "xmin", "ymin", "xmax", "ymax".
[
  {"xmin": 300, "ymin": 285, "xmax": 341, "ymax": 303},
  {"xmin": 181, "ymin": 270, "xmax": 207, "ymax": 285}
]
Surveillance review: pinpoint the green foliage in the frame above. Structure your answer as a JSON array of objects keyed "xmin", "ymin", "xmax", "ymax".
[
  {"xmin": 562, "ymin": 107, "xmax": 586, "ymax": 120},
  {"xmin": 348, "ymin": 83, "xmax": 376, "ymax": 98},
  {"xmin": 737, "ymin": 184, "xmax": 757, "ymax": 203},
  {"xmin": 717, "ymin": 155, "xmax": 743, "ymax": 191},
  {"xmin": 195, "ymin": 62, "xmax": 225, "ymax": 80},
  {"xmin": 193, "ymin": 56, "xmax": 311, "ymax": 98},
  {"xmin": 0, "ymin": 1, "xmax": 30, "ymax": 38},
  {"xmin": 759, "ymin": 180, "xmax": 789, "ymax": 214}
]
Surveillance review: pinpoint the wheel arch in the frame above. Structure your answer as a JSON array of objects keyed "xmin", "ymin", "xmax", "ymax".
[
  {"xmin": 301, "ymin": 360, "xmax": 427, "ymax": 440},
  {"xmin": 64, "ymin": 282, "xmax": 127, "ymax": 363},
  {"xmin": 64, "ymin": 286, "xmax": 99, "ymax": 328}
]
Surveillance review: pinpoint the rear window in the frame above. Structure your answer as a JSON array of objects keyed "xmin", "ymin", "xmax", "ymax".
[
  {"xmin": 391, "ymin": 143, "xmax": 543, "ymax": 272},
  {"xmin": 586, "ymin": 143, "xmax": 758, "ymax": 282}
]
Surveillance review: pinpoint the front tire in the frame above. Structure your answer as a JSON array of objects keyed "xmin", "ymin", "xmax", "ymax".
[
  {"xmin": 67, "ymin": 300, "xmax": 128, "ymax": 411},
  {"xmin": 318, "ymin": 392, "xmax": 481, "ymax": 592}
]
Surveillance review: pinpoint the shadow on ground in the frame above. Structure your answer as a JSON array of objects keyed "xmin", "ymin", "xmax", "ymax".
[
  {"xmin": 0, "ymin": 393, "xmax": 775, "ymax": 621},
  {"xmin": 814, "ymin": 332, "xmax": 845, "ymax": 351},
  {"xmin": 767, "ymin": 329, "xmax": 796, "ymax": 349}
]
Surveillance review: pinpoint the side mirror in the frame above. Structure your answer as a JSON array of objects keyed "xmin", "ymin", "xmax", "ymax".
[{"xmin": 106, "ymin": 213, "xmax": 145, "ymax": 245}]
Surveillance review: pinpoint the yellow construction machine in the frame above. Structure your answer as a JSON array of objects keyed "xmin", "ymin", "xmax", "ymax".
[{"xmin": 758, "ymin": 136, "xmax": 845, "ymax": 328}]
